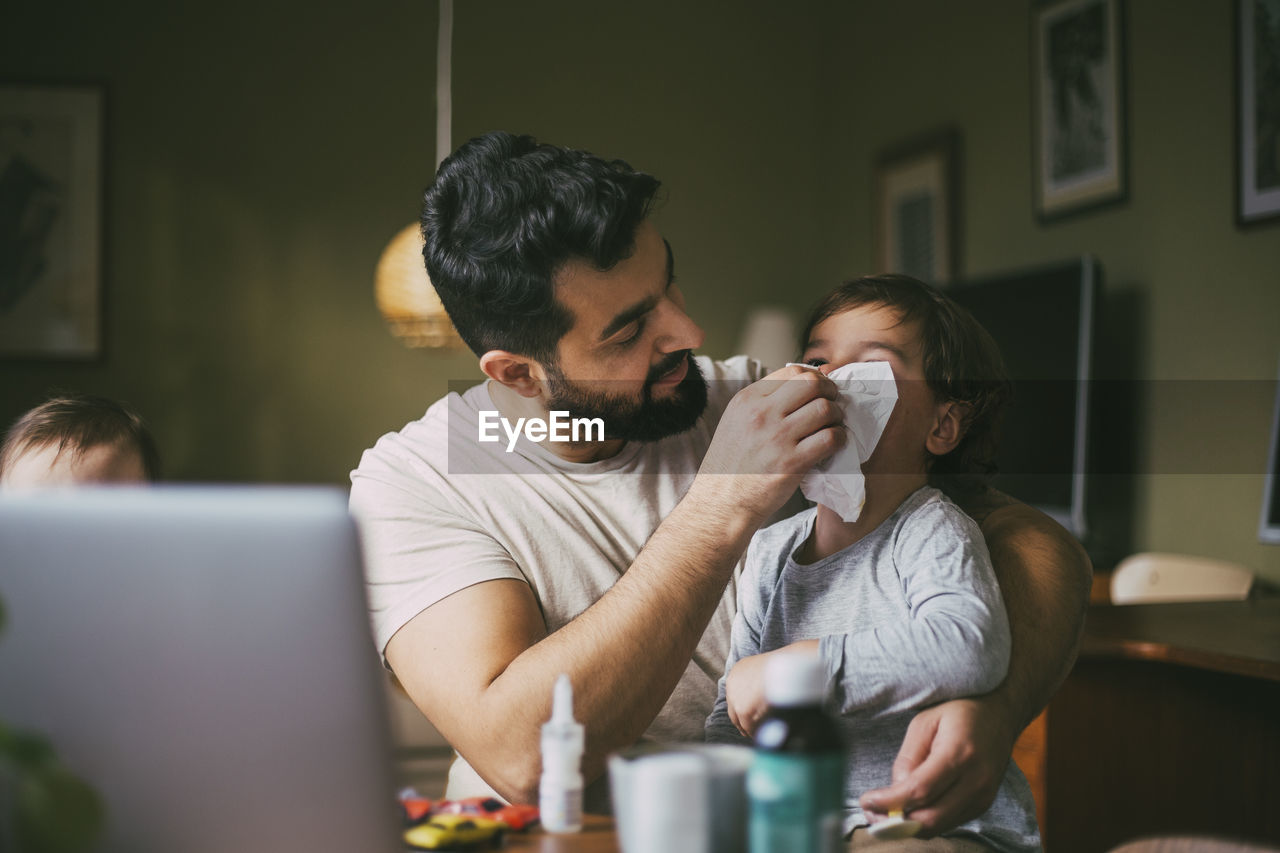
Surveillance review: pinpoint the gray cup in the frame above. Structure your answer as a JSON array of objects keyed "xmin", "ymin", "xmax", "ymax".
[{"xmin": 608, "ymin": 743, "xmax": 752, "ymax": 853}]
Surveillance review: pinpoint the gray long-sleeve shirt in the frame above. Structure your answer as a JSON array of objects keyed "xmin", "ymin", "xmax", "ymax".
[{"xmin": 705, "ymin": 487, "xmax": 1041, "ymax": 852}]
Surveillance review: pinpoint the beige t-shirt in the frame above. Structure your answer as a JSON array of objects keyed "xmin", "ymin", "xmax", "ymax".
[{"xmin": 349, "ymin": 355, "xmax": 763, "ymax": 804}]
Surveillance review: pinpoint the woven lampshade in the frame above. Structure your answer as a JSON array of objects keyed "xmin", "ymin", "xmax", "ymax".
[{"xmin": 374, "ymin": 223, "xmax": 465, "ymax": 349}]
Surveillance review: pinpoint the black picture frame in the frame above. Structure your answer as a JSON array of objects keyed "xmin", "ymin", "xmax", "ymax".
[
  {"xmin": 0, "ymin": 83, "xmax": 104, "ymax": 359},
  {"xmin": 1031, "ymin": 0, "xmax": 1128, "ymax": 221},
  {"xmin": 873, "ymin": 128, "xmax": 961, "ymax": 287},
  {"xmin": 1237, "ymin": 0, "xmax": 1280, "ymax": 226},
  {"xmin": 1261, "ymin": 357, "xmax": 1280, "ymax": 545}
]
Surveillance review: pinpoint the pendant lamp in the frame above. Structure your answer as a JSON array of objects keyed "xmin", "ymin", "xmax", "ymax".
[{"xmin": 373, "ymin": 0, "xmax": 463, "ymax": 349}]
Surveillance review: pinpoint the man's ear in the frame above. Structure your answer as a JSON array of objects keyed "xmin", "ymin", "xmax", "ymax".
[
  {"xmin": 926, "ymin": 401, "xmax": 969, "ymax": 457},
  {"xmin": 478, "ymin": 350, "xmax": 547, "ymax": 399}
]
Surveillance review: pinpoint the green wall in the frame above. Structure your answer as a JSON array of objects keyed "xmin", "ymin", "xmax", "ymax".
[
  {"xmin": 0, "ymin": 0, "xmax": 825, "ymax": 484},
  {"xmin": 814, "ymin": 0, "xmax": 1280, "ymax": 581},
  {"xmin": 447, "ymin": 0, "xmax": 826, "ymax": 360},
  {"xmin": 2, "ymin": 1, "xmax": 1277, "ymax": 580},
  {"xmin": 0, "ymin": 2, "xmax": 480, "ymax": 484}
]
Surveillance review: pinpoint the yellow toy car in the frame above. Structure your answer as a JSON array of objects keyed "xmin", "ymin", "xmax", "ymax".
[{"xmin": 403, "ymin": 813, "xmax": 506, "ymax": 850}]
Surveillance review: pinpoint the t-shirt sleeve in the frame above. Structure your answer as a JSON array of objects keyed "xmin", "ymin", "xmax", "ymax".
[
  {"xmin": 349, "ymin": 433, "xmax": 526, "ymax": 666},
  {"xmin": 705, "ymin": 535, "xmax": 765, "ymax": 746},
  {"xmin": 700, "ymin": 355, "xmax": 768, "ymax": 424},
  {"xmin": 818, "ymin": 500, "xmax": 1011, "ymax": 717}
]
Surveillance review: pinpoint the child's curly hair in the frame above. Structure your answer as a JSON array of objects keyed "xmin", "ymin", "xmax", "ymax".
[{"xmin": 801, "ymin": 274, "xmax": 1012, "ymax": 499}]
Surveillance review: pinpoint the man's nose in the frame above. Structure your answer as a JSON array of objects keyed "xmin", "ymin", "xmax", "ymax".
[{"xmin": 654, "ymin": 300, "xmax": 705, "ymax": 353}]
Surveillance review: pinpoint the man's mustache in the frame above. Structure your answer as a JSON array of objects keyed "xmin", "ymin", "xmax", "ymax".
[{"xmin": 646, "ymin": 350, "xmax": 692, "ymax": 384}]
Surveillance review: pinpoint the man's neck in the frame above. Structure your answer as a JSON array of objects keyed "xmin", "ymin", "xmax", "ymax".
[
  {"xmin": 486, "ymin": 380, "xmax": 627, "ymax": 463},
  {"xmin": 801, "ymin": 474, "xmax": 927, "ymax": 563}
]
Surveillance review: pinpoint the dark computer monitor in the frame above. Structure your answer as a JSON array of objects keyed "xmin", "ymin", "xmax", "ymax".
[{"xmin": 947, "ymin": 257, "xmax": 1100, "ymax": 539}]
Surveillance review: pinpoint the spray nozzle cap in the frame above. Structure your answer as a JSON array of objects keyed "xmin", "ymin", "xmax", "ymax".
[
  {"xmin": 551, "ymin": 673, "xmax": 576, "ymax": 725},
  {"xmin": 542, "ymin": 674, "xmax": 583, "ymax": 777}
]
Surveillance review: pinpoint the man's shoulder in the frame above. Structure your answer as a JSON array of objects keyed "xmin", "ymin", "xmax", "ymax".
[
  {"xmin": 698, "ymin": 353, "xmax": 766, "ymax": 383},
  {"xmin": 696, "ymin": 354, "xmax": 765, "ymax": 426},
  {"xmin": 350, "ymin": 382, "xmax": 494, "ymax": 484},
  {"xmin": 968, "ymin": 491, "xmax": 1092, "ymax": 572},
  {"xmin": 699, "ymin": 354, "xmax": 764, "ymax": 396},
  {"xmin": 951, "ymin": 487, "xmax": 1076, "ymax": 546}
]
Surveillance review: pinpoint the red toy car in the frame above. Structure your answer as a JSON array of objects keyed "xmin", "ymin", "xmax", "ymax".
[
  {"xmin": 396, "ymin": 788, "xmax": 437, "ymax": 824},
  {"xmin": 397, "ymin": 789, "xmax": 435, "ymax": 825},
  {"xmin": 435, "ymin": 797, "xmax": 540, "ymax": 831}
]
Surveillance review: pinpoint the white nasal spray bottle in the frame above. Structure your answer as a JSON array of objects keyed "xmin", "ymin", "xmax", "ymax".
[{"xmin": 539, "ymin": 673, "xmax": 584, "ymax": 833}]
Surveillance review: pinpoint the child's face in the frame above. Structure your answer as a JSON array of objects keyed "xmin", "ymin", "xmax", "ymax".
[
  {"xmin": 801, "ymin": 303, "xmax": 959, "ymax": 478},
  {"xmin": 1, "ymin": 441, "xmax": 148, "ymax": 490}
]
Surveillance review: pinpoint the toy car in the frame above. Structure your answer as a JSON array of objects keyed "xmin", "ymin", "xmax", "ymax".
[
  {"xmin": 403, "ymin": 814, "xmax": 505, "ymax": 850},
  {"xmin": 398, "ymin": 794, "xmax": 435, "ymax": 825},
  {"xmin": 394, "ymin": 783, "xmax": 435, "ymax": 824},
  {"xmin": 436, "ymin": 796, "xmax": 540, "ymax": 831}
]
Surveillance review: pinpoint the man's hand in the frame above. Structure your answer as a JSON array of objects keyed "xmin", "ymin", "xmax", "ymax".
[
  {"xmin": 859, "ymin": 697, "xmax": 1017, "ymax": 838},
  {"xmin": 692, "ymin": 366, "xmax": 844, "ymax": 527}
]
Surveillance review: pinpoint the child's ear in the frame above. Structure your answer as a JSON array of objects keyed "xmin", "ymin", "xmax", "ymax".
[
  {"xmin": 926, "ymin": 401, "xmax": 969, "ymax": 457},
  {"xmin": 478, "ymin": 350, "xmax": 547, "ymax": 399}
]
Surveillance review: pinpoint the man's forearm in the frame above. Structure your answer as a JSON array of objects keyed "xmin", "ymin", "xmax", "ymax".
[
  {"xmin": 506, "ymin": 483, "xmax": 758, "ymax": 773},
  {"xmin": 980, "ymin": 503, "xmax": 1093, "ymax": 731},
  {"xmin": 402, "ymin": 478, "xmax": 763, "ymax": 805},
  {"xmin": 391, "ymin": 369, "xmax": 844, "ymax": 803}
]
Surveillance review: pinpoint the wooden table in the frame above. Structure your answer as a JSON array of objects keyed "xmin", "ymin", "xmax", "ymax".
[
  {"xmin": 508, "ymin": 601, "xmax": 1280, "ymax": 853},
  {"xmin": 1044, "ymin": 599, "xmax": 1280, "ymax": 853},
  {"xmin": 504, "ymin": 816, "xmax": 618, "ymax": 851}
]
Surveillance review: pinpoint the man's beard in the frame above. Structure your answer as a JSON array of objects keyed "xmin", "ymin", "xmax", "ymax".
[{"xmin": 543, "ymin": 350, "xmax": 709, "ymax": 443}]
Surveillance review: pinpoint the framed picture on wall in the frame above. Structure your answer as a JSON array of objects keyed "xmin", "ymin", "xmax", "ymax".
[
  {"xmin": 874, "ymin": 128, "xmax": 960, "ymax": 287},
  {"xmin": 0, "ymin": 83, "xmax": 104, "ymax": 359},
  {"xmin": 1261, "ymin": 357, "xmax": 1280, "ymax": 544},
  {"xmin": 1237, "ymin": 0, "xmax": 1280, "ymax": 226},
  {"xmin": 1032, "ymin": 0, "xmax": 1127, "ymax": 221}
]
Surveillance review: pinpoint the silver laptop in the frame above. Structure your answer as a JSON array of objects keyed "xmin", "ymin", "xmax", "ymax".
[{"xmin": 0, "ymin": 486, "xmax": 400, "ymax": 853}]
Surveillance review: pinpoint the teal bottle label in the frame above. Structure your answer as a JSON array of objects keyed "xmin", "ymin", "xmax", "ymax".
[{"xmin": 747, "ymin": 751, "xmax": 844, "ymax": 853}]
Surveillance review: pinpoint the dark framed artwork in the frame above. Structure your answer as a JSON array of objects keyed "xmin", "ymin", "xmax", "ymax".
[
  {"xmin": 0, "ymin": 84, "xmax": 104, "ymax": 359},
  {"xmin": 1261, "ymin": 357, "xmax": 1280, "ymax": 544},
  {"xmin": 1237, "ymin": 0, "xmax": 1280, "ymax": 226},
  {"xmin": 1032, "ymin": 0, "xmax": 1127, "ymax": 221},
  {"xmin": 874, "ymin": 129, "xmax": 960, "ymax": 286}
]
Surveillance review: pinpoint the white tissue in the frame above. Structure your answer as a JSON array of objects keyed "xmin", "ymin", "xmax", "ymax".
[{"xmin": 788, "ymin": 361, "xmax": 898, "ymax": 522}]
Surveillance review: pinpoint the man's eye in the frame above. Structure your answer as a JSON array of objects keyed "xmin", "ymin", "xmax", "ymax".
[{"xmin": 614, "ymin": 321, "xmax": 644, "ymax": 347}]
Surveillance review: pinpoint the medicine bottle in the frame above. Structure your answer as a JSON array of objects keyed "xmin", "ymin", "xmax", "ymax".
[
  {"xmin": 746, "ymin": 651, "xmax": 844, "ymax": 853},
  {"xmin": 539, "ymin": 673, "xmax": 584, "ymax": 833}
]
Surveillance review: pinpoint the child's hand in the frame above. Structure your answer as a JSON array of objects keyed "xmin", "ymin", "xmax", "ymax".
[
  {"xmin": 726, "ymin": 640, "xmax": 821, "ymax": 737},
  {"xmin": 725, "ymin": 652, "xmax": 770, "ymax": 738}
]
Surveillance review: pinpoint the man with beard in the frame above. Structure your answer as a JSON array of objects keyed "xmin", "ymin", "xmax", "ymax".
[{"xmin": 350, "ymin": 132, "xmax": 1091, "ymax": 836}]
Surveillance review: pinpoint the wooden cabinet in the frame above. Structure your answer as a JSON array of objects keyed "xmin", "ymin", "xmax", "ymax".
[{"xmin": 1038, "ymin": 600, "xmax": 1280, "ymax": 853}]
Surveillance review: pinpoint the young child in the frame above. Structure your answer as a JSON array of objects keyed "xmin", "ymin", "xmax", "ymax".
[
  {"xmin": 0, "ymin": 393, "xmax": 160, "ymax": 488},
  {"xmin": 706, "ymin": 275, "xmax": 1040, "ymax": 852}
]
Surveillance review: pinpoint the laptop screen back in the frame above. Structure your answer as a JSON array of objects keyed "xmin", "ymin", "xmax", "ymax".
[{"xmin": 0, "ymin": 486, "xmax": 400, "ymax": 853}]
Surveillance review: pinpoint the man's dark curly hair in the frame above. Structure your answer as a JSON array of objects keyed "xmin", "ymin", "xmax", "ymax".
[
  {"xmin": 801, "ymin": 274, "xmax": 1013, "ymax": 498},
  {"xmin": 421, "ymin": 131, "xmax": 662, "ymax": 362}
]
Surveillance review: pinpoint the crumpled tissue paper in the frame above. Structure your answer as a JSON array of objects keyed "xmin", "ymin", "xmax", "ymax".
[{"xmin": 788, "ymin": 360, "xmax": 899, "ymax": 522}]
